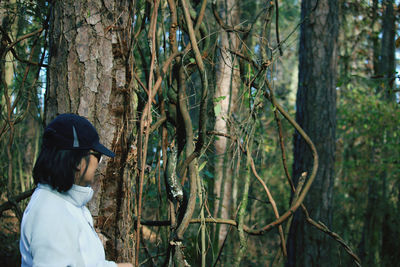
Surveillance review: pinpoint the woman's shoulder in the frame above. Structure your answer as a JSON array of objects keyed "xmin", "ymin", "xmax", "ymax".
[
  {"xmin": 31, "ymin": 185, "xmax": 71, "ymax": 211},
  {"xmin": 22, "ymin": 186, "xmax": 79, "ymax": 232}
]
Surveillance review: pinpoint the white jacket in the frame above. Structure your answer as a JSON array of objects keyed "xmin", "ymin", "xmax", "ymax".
[{"xmin": 20, "ymin": 183, "xmax": 116, "ymax": 267}]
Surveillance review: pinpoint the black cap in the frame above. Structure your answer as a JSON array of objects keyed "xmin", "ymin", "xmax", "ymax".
[{"xmin": 43, "ymin": 113, "xmax": 115, "ymax": 158}]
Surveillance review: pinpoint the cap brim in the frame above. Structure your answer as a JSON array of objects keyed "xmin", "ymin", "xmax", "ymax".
[{"xmin": 92, "ymin": 142, "xmax": 115, "ymax": 158}]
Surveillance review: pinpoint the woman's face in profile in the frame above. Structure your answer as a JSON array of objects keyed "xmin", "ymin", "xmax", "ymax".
[{"xmin": 76, "ymin": 152, "xmax": 100, "ymax": 186}]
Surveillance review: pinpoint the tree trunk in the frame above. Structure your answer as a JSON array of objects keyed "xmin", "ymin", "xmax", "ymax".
[
  {"xmin": 213, "ymin": 0, "xmax": 240, "ymax": 249},
  {"xmin": 287, "ymin": 0, "xmax": 338, "ymax": 266},
  {"xmin": 379, "ymin": 0, "xmax": 395, "ymax": 100},
  {"xmin": 1, "ymin": 0, "xmax": 17, "ymax": 195},
  {"xmin": 379, "ymin": 1, "xmax": 396, "ymax": 264},
  {"xmin": 3, "ymin": 0, "xmax": 16, "ymax": 89},
  {"xmin": 46, "ymin": 0, "xmax": 136, "ymax": 262}
]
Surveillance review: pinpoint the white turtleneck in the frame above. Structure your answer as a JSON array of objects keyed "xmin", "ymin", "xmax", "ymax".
[{"xmin": 19, "ymin": 183, "xmax": 116, "ymax": 267}]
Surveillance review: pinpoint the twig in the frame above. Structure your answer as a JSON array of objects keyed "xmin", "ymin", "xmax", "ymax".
[
  {"xmin": 272, "ymin": 173, "xmax": 306, "ymax": 267},
  {"xmin": 194, "ymin": 0, "xmax": 208, "ymax": 33},
  {"xmin": 175, "ymin": 67, "xmax": 196, "ymax": 240},
  {"xmin": 149, "ymin": 114, "xmax": 167, "ymax": 134},
  {"xmin": 232, "ymin": 48, "xmax": 320, "ymax": 235},
  {"xmin": 0, "ymin": 188, "xmax": 35, "ymax": 216},
  {"xmin": 274, "ymin": 0, "xmax": 283, "ymax": 56},
  {"xmin": 211, "ymin": 1, "xmax": 250, "ymax": 33},
  {"xmin": 180, "ymin": 0, "xmax": 208, "ymax": 155},
  {"xmin": 304, "ymin": 215, "xmax": 362, "ymax": 266},
  {"xmin": 271, "ymin": 0, "xmax": 320, "ymax": 55},
  {"xmin": 167, "ymin": 0, "xmax": 179, "ymax": 52},
  {"xmin": 230, "ymin": 54, "xmax": 319, "ymax": 235},
  {"xmin": 0, "ymin": 26, "xmax": 44, "ymax": 53},
  {"xmin": 174, "ymin": 2, "xmax": 210, "ymax": 251},
  {"xmin": 249, "ymin": 156, "xmax": 287, "ymax": 257},
  {"xmin": 222, "ymin": 46, "xmax": 260, "ymax": 70},
  {"xmin": 8, "ymin": 46, "xmax": 48, "ymax": 67},
  {"xmin": 136, "ymin": 1, "xmax": 160, "ymax": 266},
  {"xmin": 133, "ymin": 216, "xmax": 293, "ymax": 236},
  {"xmin": 151, "ymin": 50, "xmax": 183, "ymax": 98},
  {"xmin": 140, "ymin": 233, "xmax": 157, "ymax": 267},
  {"xmin": 234, "ymin": 134, "xmax": 253, "ymax": 266},
  {"xmin": 140, "ymin": 252, "xmax": 166, "ymax": 266},
  {"xmin": 212, "ymin": 225, "xmax": 233, "ymax": 267},
  {"xmin": 134, "ymin": 71, "xmax": 156, "ymax": 105},
  {"xmin": 243, "ymin": 82, "xmax": 318, "ymax": 235},
  {"xmin": 196, "ymin": 161, "xmax": 206, "ymax": 267}
]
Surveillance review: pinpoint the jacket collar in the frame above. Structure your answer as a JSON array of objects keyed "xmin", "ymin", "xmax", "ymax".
[{"xmin": 38, "ymin": 183, "xmax": 94, "ymax": 207}]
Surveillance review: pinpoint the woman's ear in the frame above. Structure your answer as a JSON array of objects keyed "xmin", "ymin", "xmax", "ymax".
[
  {"xmin": 76, "ymin": 157, "xmax": 86, "ymax": 171},
  {"xmin": 75, "ymin": 158, "xmax": 85, "ymax": 182}
]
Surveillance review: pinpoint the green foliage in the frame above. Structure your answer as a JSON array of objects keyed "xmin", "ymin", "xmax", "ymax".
[
  {"xmin": 334, "ymin": 15, "xmax": 400, "ymax": 261},
  {"xmin": 335, "ymin": 80, "xmax": 400, "ymax": 231}
]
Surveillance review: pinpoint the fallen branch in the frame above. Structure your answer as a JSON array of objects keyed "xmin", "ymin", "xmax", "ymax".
[{"xmin": 0, "ymin": 188, "xmax": 35, "ymax": 216}]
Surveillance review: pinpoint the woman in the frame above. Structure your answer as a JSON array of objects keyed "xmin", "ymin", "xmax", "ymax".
[{"xmin": 20, "ymin": 114, "xmax": 132, "ymax": 267}]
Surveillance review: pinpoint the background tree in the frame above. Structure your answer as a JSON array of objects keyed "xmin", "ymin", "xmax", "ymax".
[
  {"xmin": 287, "ymin": 0, "xmax": 339, "ymax": 266},
  {"xmin": 213, "ymin": 0, "xmax": 240, "ymax": 250}
]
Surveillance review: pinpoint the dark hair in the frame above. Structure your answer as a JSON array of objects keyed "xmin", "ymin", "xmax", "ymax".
[{"xmin": 33, "ymin": 145, "xmax": 89, "ymax": 192}]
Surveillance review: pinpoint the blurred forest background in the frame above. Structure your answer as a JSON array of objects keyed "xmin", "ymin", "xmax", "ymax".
[{"xmin": 0, "ymin": 0, "xmax": 399, "ymax": 266}]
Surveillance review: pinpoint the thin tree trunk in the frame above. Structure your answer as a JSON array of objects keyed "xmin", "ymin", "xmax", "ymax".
[
  {"xmin": 46, "ymin": 0, "xmax": 136, "ymax": 262},
  {"xmin": 379, "ymin": 0, "xmax": 395, "ymax": 100},
  {"xmin": 379, "ymin": 1, "xmax": 396, "ymax": 265},
  {"xmin": 357, "ymin": 1, "xmax": 379, "ymax": 264},
  {"xmin": 4, "ymin": 0, "xmax": 16, "ymax": 88},
  {"xmin": 0, "ymin": 0, "xmax": 17, "ymax": 196},
  {"xmin": 287, "ymin": 0, "xmax": 338, "ymax": 266},
  {"xmin": 213, "ymin": 0, "xmax": 240, "ymax": 250}
]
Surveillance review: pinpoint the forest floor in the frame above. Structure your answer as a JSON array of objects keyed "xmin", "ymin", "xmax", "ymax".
[{"xmin": 0, "ymin": 209, "xmax": 21, "ymax": 267}]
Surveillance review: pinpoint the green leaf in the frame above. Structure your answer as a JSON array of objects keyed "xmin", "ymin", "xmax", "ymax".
[
  {"xmin": 198, "ymin": 161, "xmax": 207, "ymax": 172},
  {"xmin": 214, "ymin": 95, "xmax": 226, "ymax": 103},
  {"xmin": 214, "ymin": 104, "xmax": 221, "ymax": 116}
]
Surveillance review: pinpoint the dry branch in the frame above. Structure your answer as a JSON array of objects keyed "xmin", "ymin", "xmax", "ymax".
[
  {"xmin": 136, "ymin": 1, "xmax": 160, "ymax": 265},
  {"xmin": 211, "ymin": 1, "xmax": 250, "ymax": 33},
  {"xmin": 0, "ymin": 188, "xmax": 35, "ymax": 216},
  {"xmin": 0, "ymin": 26, "xmax": 44, "ymax": 53},
  {"xmin": 249, "ymin": 156, "xmax": 287, "ymax": 257}
]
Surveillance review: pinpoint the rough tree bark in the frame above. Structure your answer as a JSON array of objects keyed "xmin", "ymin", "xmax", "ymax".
[
  {"xmin": 380, "ymin": 2, "xmax": 397, "ymax": 265},
  {"xmin": 379, "ymin": 0, "xmax": 395, "ymax": 100},
  {"xmin": 213, "ymin": 0, "xmax": 240, "ymax": 249},
  {"xmin": 46, "ymin": 0, "xmax": 136, "ymax": 262},
  {"xmin": 287, "ymin": 0, "xmax": 338, "ymax": 266}
]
